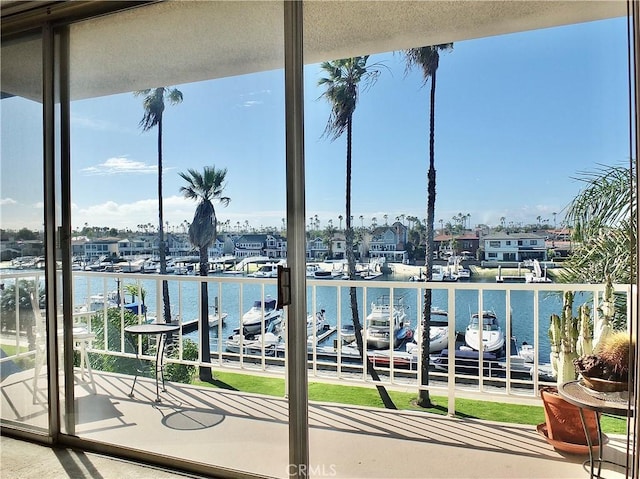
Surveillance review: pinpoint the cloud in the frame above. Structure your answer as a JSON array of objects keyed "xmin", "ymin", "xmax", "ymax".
[
  {"xmin": 0, "ymin": 198, "xmax": 17, "ymax": 206},
  {"xmin": 242, "ymin": 100, "xmax": 262, "ymax": 108},
  {"xmin": 239, "ymin": 89, "xmax": 271, "ymax": 108},
  {"xmin": 80, "ymin": 157, "xmax": 157, "ymax": 176}
]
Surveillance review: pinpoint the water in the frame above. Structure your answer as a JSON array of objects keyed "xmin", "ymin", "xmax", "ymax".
[{"xmin": 65, "ymin": 272, "xmax": 571, "ymax": 362}]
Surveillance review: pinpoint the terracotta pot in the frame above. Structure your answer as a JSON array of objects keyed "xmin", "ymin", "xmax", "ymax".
[{"xmin": 540, "ymin": 386, "xmax": 603, "ymax": 452}]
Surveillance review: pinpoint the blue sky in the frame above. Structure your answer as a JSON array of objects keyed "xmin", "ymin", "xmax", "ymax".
[{"xmin": 0, "ymin": 16, "xmax": 630, "ymax": 233}]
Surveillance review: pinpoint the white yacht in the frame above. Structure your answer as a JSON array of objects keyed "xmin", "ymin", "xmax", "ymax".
[
  {"xmin": 241, "ymin": 296, "xmax": 283, "ymax": 335},
  {"xmin": 365, "ymin": 295, "xmax": 411, "ymax": 350},
  {"xmin": 464, "ymin": 310, "xmax": 505, "ymax": 353}
]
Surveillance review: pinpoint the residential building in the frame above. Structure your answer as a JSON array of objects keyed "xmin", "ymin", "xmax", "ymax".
[
  {"xmin": 234, "ymin": 233, "xmax": 286, "ymax": 259},
  {"xmin": 306, "ymin": 236, "xmax": 327, "ymax": 260},
  {"xmin": 483, "ymin": 232, "xmax": 548, "ymax": 262},
  {"xmin": 368, "ymin": 223, "xmax": 407, "ymax": 263}
]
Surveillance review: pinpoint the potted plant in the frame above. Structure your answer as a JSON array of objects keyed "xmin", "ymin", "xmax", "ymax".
[
  {"xmin": 538, "ymin": 290, "xmax": 602, "ymax": 454},
  {"xmin": 574, "ymin": 274, "xmax": 633, "ymax": 393},
  {"xmin": 574, "ymin": 331, "xmax": 632, "ymax": 392}
]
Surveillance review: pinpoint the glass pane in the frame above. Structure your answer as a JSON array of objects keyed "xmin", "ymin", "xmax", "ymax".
[
  {"xmin": 304, "ymin": 4, "xmax": 630, "ymax": 477},
  {"xmin": 68, "ymin": 2, "xmax": 286, "ymax": 476},
  {"xmin": 0, "ymin": 33, "xmax": 48, "ymax": 433}
]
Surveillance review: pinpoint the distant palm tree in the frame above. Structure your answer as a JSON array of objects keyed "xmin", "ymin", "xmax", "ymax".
[
  {"xmin": 404, "ymin": 42, "xmax": 452, "ymax": 408},
  {"xmin": 319, "ymin": 56, "xmax": 395, "ymax": 409},
  {"xmin": 135, "ymin": 86, "xmax": 183, "ymax": 324},
  {"xmin": 179, "ymin": 166, "xmax": 230, "ymax": 381}
]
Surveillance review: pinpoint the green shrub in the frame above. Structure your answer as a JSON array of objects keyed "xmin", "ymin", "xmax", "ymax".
[{"xmin": 164, "ymin": 338, "xmax": 198, "ymax": 383}]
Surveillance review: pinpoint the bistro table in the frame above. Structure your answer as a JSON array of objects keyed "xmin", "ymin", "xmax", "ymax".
[
  {"xmin": 124, "ymin": 323, "xmax": 180, "ymax": 402},
  {"xmin": 558, "ymin": 380, "xmax": 632, "ymax": 479}
]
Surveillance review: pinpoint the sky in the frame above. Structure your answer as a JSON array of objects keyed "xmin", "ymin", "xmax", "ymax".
[{"xmin": 0, "ymin": 16, "xmax": 631, "ymax": 234}]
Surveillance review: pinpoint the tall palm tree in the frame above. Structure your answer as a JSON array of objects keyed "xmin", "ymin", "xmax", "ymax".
[
  {"xmin": 319, "ymin": 56, "xmax": 396, "ymax": 409},
  {"xmin": 179, "ymin": 166, "xmax": 230, "ymax": 381},
  {"xmin": 404, "ymin": 43, "xmax": 452, "ymax": 408},
  {"xmin": 135, "ymin": 86, "xmax": 183, "ymax": 324}
]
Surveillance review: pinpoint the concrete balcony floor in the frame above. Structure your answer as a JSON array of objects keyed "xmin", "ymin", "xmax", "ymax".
[{"xmin": 1, "ymin": 367, "xmax": 630, "ymax": 479}]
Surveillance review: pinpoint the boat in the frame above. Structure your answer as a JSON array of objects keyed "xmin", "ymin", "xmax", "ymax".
[
  {"xmin": 406, "ymin": 307, "xmax": 450, "ymax": 355},
  {"xmin": 525, "ymin": 259, "xmax": 552, "ymax": 283},
  {"xmin": 313, "ymin": 269, "xmax": 334, "ymax": 280},
  {"xmin": 359, "ymin": 269, "xmax": 383, "ymax": 280},
  {"xmin": 431, "ymin": 265, "xmax": 445, "ymax": 281},
  {"xmin": 364, "ymin": 295, "xmax": 412, "ymax": 350},
  {"xmin": 456, "ymin": 267, "xmax": 471, "ymax": 279},
  {"xmin": 208, "ymin": 311, "xmax": 228, "ymax": 328},
  {"xmin": 249, "ymin": 263, "xmax": 279, "ymax": 278},
  {"xmin": 464, "ymin": 310, "xmax": 506, "ymax": 353},
  {"xmin": 340, "ymin": 323, "xmax": 361, "ymax": 343},
  {"xmin": 307, "ymin": 309, "xmax": 327, "ymax": 337},
  {"xmin": 306, "ymin": 263, "xmax": 334, "ymax": 279},
  {"xmin": 225, "ymin": 321, "xmax": 282, "ymax": 355},
  {"xmin": 241, "ymin": 296, "xmax": 283, "ymax": 335}
]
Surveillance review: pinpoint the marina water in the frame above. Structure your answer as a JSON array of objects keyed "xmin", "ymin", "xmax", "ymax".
[{"xmin": 67, "ymin": 272, "xmax": 572, "ymax": 362}]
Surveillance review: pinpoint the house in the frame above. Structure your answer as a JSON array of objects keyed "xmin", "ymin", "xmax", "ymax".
[
  {"xmin": 483, "ymin": 232, "xmax": 548, "ymax": 262},
  {"xmin": 306, "ymin": 236, "xmax": 327, "ymax": 260},
  {"xmin": 234, "ymin": 234, "xmax": 286, "ymax": 259},
  {"xmin": 368, "ymin": 223, "xmax": 408, "ymax": 263},
  {"xmin": 434, "ymin": 231, "xmax": 481, "ymax": 259},
  {"xmin": 83, "ymin": 237, "xmax": 121, "ymax": 260}
]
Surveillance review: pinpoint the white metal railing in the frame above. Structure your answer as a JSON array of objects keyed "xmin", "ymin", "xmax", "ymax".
[{"xmin": 0, "ymin": 268, "xmax": 630, "ymax": 406}]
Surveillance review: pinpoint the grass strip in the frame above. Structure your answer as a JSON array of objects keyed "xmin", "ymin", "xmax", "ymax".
[{"xmin": 194, "ymin": 371, "xmax": 627, "ymax": 435}]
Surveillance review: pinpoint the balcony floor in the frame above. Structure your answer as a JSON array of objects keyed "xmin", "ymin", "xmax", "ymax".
[{"xmin": 1, "ymin": 367, "xmax": 629, "ymax": 479}]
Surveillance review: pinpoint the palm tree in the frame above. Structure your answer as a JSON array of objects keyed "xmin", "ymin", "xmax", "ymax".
[
  {"xmin": 319, "ymin": 56, "xmax": 395, "ymax": 409},
  {"xmin": 135, "ymin": 86, "xmax": 183, "ymax": 324},
  {"xmin": 561, "ymin": 164, "xmax": 635, "ymax": 286},
  {"xmin": 404, "ymin": 42, "xmax": 452, "ymax": 408},
  {"xmin": 179, "ymin": 166, "xmax": 230, "ymax": 381}
]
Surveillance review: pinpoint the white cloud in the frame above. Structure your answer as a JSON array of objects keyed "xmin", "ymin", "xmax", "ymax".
[
  {"xmin": 0, "ymin": 198, "xmax": 17, "ymax": 206},
  {"xmin": 243, "ymin": 100, "xmax": 262, "ymax": 108},
  {"xmin": 81, "ymin": 157, "xmax": 157, "ymax": 176}
]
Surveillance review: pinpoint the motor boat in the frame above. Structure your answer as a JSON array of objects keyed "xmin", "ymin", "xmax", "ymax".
[
  {"xmin": 307, "ymin": 309, "xmax": 327, "ymax": 337},
  {"xmin": 241, "ymin": 296, "xmax": 283, "ymax": 335},
  {"xmin": 406, "ymin": 307, "xmax": 449, "ymax": 355},
  {"xmin": 225, "ymin": 321, "xmax": 282, "ymax": 355},
  {"xmin": 340, "ymin": 323, "xmax": 361, "ymax": 343},
  {"xmin": 249, "ymin": 263, "xmax": 279, "ymax": 278},
  {"xmin": 208, "ymin": 311, "xmax": 228, "ymax": 328},
  {"xmin": 365, "ymin": 295, "xmax": 412, "ymax": 350},
  {"xmin": 464, "ymin": 310, "xmax": 505, "ymax": 353}
]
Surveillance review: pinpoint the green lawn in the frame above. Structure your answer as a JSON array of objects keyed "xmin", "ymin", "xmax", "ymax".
[{"xmin": 194, "ymin": 371, "xmax": 628, "ymax": 434}]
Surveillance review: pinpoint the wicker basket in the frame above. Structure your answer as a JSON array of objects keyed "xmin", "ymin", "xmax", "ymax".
[{"xmin": 581, "ymin": 375, "xmax": 628, "ymax": 392}]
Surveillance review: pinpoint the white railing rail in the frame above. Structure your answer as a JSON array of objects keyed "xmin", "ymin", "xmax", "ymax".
[{"xmin": 0, "ymin": 269, "xmax": 630, "ymax": 407}]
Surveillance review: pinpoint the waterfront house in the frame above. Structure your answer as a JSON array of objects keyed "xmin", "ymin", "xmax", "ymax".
[
  {"xmin": 306, "ymin": 236, "xmax": 327, "ymax": 260},
  {"xmin": 83, "ymin": 237, "xmax": 120, "ymax": 260},
  {"xmin": 234, "ymin": 233, "xmax": 286, "ymax": 259},
  {"xmin": 368, "ymin": 222, "xmax": 408, "ymax": 263},
  {"xmin": 483, "ymin": 232, "xmax": 548, "ymax": 262},
  {"xmin": 434, "ymin": 231, "xmax": 481, "ymax": 259}
]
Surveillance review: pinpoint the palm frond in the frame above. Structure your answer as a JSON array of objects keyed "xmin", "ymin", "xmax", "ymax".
[
  {"xmin": 317, "ymin": 56, "xmax": 384, "ymax": 141},
  {"xmin": 136, "ymin": 87, "xmax": 183, "ymax": 132},
  {"xmin": 403, "ymin": 44, "xmax": 453, "ymax": 86}
]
